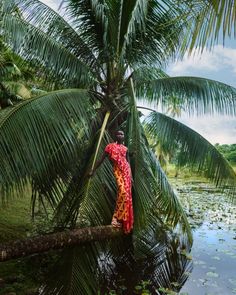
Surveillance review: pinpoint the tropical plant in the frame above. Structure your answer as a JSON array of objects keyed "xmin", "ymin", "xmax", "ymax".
[
  {"xmin": 0, "ymin": 38, "xmax": 42, "ymax": 106},
  {"xmin": 181, "ymin": 0, "xmax": 236, "ymax": 52},
  {"xmin": 1, "ymin": 0, "xmax": 236, "ymax": 293},
  {"xmin": 216, "ymin": 144, "xmax": 236, "ymax": 165},
  {"xmin": 0, "ymin": 39, "xmax": 22, "ymax": 107}
]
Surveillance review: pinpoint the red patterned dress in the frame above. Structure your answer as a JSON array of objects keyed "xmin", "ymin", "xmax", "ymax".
[{"xmin": 105, "ymin": 142, "xmax": 133, "ymax": 234}]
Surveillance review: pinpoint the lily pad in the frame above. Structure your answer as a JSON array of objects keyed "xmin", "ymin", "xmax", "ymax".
[
  {"xmin": 212, "ymin": 256, "xmax": 220, "ymax": 260},
  {"xmin": 158, "ymin": 287, "xmax": 177, "ymax": 295},
  {"xmin": 206, "ymin": 272, "xmax": 219, "ymax": 278},
  {"xmin": 229, "ymin": 278, "xmax": 236, "ymax": 286}
]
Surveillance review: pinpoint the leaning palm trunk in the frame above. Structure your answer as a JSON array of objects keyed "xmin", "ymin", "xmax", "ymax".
[{"xmin": 0, "ymin": 225, "xmax": 123, "ymax": 262}]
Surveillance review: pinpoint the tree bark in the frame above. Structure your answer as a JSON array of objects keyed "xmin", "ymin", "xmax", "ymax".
[{"xmin": 0, "ymin": 225, "xmax": 123, "ymax": 262}]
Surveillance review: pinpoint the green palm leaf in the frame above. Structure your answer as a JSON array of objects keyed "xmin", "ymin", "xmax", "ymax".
[
  {"xmin": 3, "ymin": 0, "xmax": 97, "ymax": 66},
  {"xmin": 182, "ymin": 0, "xmax": 236, "ymax": 51},
  {"xmin": 65, "ymin": 0, "xmax": 109, "ymax": 54},
  {"xmin": 116, "ymin": 0, "xmax": 148, "ymax": 56},
  {"xmin": 2, "ymin": 15, "xmax": 93, "ymax": 85},
  {"xmin": 136, "ymin": 76, "xmax": 236, "ymax": 116},
  {"xmin": 131, "ymin": 66, "xmax": 169, "ymax": 83},
  {"xmin": 0, "ymin": 89, "xmax": 95, "ymax": 203},
  {"xmin": 144, "ymin": 111, "xmax": 236, "ymax": 190},
  {"xmin": 54, "ymin": 131, "xmax": 117, "ymax": 227},
  {"xmin": 119, "ymin": 0, "xmax": 186, "ymax": 66},
  {"xmin": 41, "ymin": 246, "xmax": 99, "ymax": 294},
  {"xmin": 126, "ymin": 80, "xmax": 192, "ymax": 251}
]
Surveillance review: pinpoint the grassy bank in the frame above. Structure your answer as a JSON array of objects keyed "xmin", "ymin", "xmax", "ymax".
[
  {"xmin": 0, "ymin": 196, "xmax": 32, "ymax": 243},
  {"xmin": 0, "ymin": 196, "xmax": 56, "ymax": 295}
]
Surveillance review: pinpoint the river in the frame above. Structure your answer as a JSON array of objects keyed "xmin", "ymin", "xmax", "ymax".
[{"xmin": 175, "ymin": 180, "xmax": 236, "ymax": 295}]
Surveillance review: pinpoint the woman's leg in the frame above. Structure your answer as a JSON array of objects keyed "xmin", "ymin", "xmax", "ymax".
[{"xmin": 112, "ymin": 168, "xmax": 126, "ymax": 228}]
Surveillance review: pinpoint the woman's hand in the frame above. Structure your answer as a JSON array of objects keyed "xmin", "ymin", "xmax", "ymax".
[{"xmin": 88, "ymin": 170, "xmax": 94, "ymax": 177}]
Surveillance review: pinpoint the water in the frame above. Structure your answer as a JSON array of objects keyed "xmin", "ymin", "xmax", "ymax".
[
  {"xmin": 175, "ymin": 180, "xmax": 236, "ymax": 295},
  {"xmin": 99, "ymin": 180, "xmax": 236, "ymax": 295},
  {"xmin": 181, "ymin": 223, "xmax": 236, "ymax": 294}
]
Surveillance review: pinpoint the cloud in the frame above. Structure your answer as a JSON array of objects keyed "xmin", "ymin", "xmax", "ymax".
[
  {"xmin": 40, "ymin": 0, "xmax": 60, "ymax": 11},
  {"xmin": 179, "ymin": 115, "xmax": 236, "ymax": 144},
  {"xmin": 168, "ymin": 45, "xmax": 236, "ymax": 76},
  {"xmin": 215, "ymin": 46, "xmax": 236, "ymax": 73},
  {"xmin": 168, "ymin": 45, "xmax": 236, "ymax": 145}
]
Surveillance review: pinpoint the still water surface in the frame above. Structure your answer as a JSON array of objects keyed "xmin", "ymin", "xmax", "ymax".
[{"xmin": 176, "ymin": 180, "xmax": 236, "ymax": 295}]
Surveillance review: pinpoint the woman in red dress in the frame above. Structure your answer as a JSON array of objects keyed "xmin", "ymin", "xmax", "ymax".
[{"xmin": 89, "ymin": 131, "xmax": 133, "ymax": 234}]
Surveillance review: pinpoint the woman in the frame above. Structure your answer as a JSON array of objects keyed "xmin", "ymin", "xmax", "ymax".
[{"xmin": 89, "ymin": 131, "xmax": 133, "ymax": 234}]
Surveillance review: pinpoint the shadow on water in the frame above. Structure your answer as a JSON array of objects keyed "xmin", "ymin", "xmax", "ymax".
[
  {"xmin": 40, "ymin": 234, "xmax": 193, "ymax": 295},
  {"xmin": 96, "ymin": 180, "xmax": 236, "ymax": 295},
  {"xmin": 40, "ymin": 179, "xmax": 236, "ymax": 295},
  {"xmin": 98, "ymin": 236, "xmax": 192, "ymax": 295},
  {"xmin": 40, "ymin": 206, "xmax": 193, "ymax": 294},
  {"xmin": 98, "ymin": 180, "xmax": 235, "ymax": 294}
]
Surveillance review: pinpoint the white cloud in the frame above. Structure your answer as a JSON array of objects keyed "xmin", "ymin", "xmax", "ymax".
[
  {"xmin": 179, "ymin": 115, "xmax": 236, "ymax": 144},
  {"xmin": 169, "ymin": 45, "xmax": 236, "ymax": 76},
  {"xmin": 167, "ymin": 45, "xmax": 236, "ymax": 144},
  {"xmin": 40, "ymin": 0, "xmax": 60, "ymax": 11},
  {"xmin": 215, "ymin": 46, "xmax": 236, "ymax": 73}
]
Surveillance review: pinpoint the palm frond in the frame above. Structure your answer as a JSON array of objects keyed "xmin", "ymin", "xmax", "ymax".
[
  {"xmin": 65, "ymin": 0, "xmax": 109, "ymax": 54},
  {"xmin": 116, "ymin": 0, "xmax": 148, "ymax": 56},
  {"xmin": 119, "ymin": 0, "xmax": 187, "ymax": 67},
  {"xmin": 0, "ymin": 89, "xmax": 95, "ymax": 203},
  {"xmin": 136, "ymin": 76, "xmax": 236, "ymax": 116},
  {"xmin": 131, "ymin": 66, "xmax": 168, "ymax": 83},
  {"xmin": 54, "ymin": 130, "xmax": 117, "ymax": 228},
  {"xmin": 75, "ymin": 134, "xmax": 117, "ymax": 228},
  {"xmin": 2, "ymin": 0, "xmax": 98, "ymax": 67},
  {"xmin": 144, "ymin": 111, "xmax": 236, "ymax": 190},
  {"xmin": 182, "ymin": 0, "xmax": 236, "ymax": 51},
  {"xmin": 2, "ymin": 15, "xmax": 93, "ymax": 85},
  {"xmin": 40, "ymin": 227, "xmax": 192, "ymax": 295},
  {"xmin": 40, "ymin": 246, "xmax": 99, "ymax": 294},
  {"xmin": 126, "ymin": 80, "xmax": 192, "ymax": 252}
]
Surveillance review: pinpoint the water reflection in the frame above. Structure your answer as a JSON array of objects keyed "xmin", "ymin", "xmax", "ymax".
[
  {"xmin": 41, "ymin": 180, "xmax": 236, "ymax": 294},
  {"xmin": 176, "ymin": 180, "xmax": 236, "ymax": 295}
]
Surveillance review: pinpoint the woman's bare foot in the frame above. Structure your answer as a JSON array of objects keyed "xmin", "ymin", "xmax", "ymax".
[{"xmin": 111, "ymin": 218, "xmax": 122, "ymax": 228}]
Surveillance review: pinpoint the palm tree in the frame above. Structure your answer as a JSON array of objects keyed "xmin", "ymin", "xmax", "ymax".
[
  {"xmin": 0, "ymin": 37, "xmax": 46, "ymax": 107},
  {"xmin": 1, "ymin": 0, "xmax": 236, "ymax": 293},
  {"xmin": 0, "ymin": 39, "xmax": 22, "ymax": 107}
]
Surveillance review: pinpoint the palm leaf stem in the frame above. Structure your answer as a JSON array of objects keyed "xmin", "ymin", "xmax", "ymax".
[
  {"xmin": 137, "ymin": 105, "xmax": 156, "ymax": 112},
  {"xmin": 83, "ymin": 111, "xmax": 111, "ymax": 211},
  {"xmin": 91, "ymin": 111, "xmax": 110, "ymax": 171},
  {"xmin": 116, "ymin": 0, "xmax": 124, "ymax": 57}
]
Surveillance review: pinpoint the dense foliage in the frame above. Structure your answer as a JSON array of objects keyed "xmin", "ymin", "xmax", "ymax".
[{"xmin": 216, "ymin": 143, "xmax": 236, "ymax": 165}]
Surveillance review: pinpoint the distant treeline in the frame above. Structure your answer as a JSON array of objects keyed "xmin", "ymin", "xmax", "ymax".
[{"xmin": 215, "ymin": 144, "xmax": 236, "ymax": 164}]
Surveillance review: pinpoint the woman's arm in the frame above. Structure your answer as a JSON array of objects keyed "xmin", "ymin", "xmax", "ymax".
[{"xmin": 88, "ymin": 152, "xmax": 107, "ymax": 177}]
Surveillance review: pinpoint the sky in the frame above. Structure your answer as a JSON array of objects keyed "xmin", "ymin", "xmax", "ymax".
[
  {"xmin": 168, "ymin": 41, "xmax": 236, "ymax": 145},
  {"xmin": 41, "ymin": 0, "xmax": 60, "ymax": 10},
  {"xmin": 41, "ymin": 0, "xmax": 236, "ymax": 145}
]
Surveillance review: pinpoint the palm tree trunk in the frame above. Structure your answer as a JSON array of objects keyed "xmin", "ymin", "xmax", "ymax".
[{"xmin": 0, "ymin": 225, "xmax": 123, "ymax": 262}]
